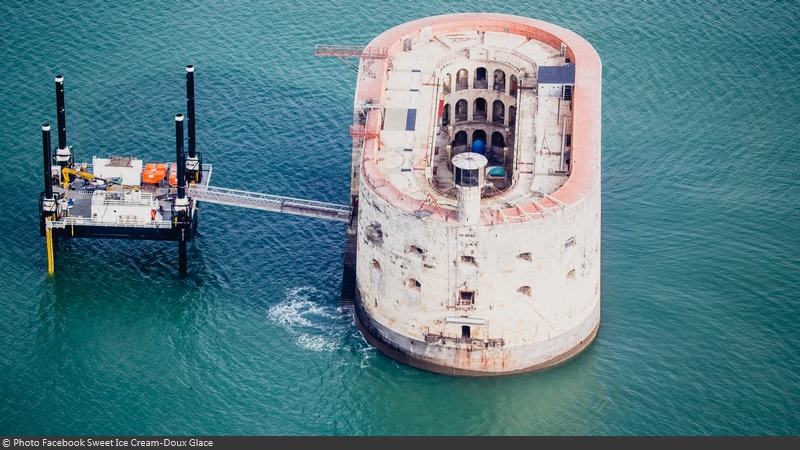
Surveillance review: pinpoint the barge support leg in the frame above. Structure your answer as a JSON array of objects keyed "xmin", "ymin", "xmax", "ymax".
[{"xmin": 46, "ymin": 223, "xmax": 54, "ymax": 275}]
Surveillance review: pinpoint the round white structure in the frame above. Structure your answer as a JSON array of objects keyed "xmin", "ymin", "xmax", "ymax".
[
  {"xmin": 347, "ymin": 13, "xmax": 602, "ymax": 375},
  {"xmin": 451, "ymin": 152, "xmax": 487, "ymax": 225}
]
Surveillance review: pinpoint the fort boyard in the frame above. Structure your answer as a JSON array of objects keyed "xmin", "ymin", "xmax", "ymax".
[{"xmin": 335, "ymin": 13, "xmax": 602, "ymax": 376}]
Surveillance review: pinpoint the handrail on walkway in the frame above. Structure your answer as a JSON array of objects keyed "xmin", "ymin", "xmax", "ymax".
[{"xmin": 189, "ymin": 185, "xmax": 351, "ymax": 223}]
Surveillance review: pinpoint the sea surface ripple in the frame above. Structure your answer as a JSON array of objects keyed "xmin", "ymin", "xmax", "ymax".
[{"xmin": 0, "ymin": 0, "xmax": 798, "ymax": 435}]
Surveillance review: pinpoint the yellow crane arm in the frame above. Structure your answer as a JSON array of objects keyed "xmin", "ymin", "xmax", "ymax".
[
  {"xmin": 61, "ymin": 167, "xmax": 95, "ymax": 187},
  {"xmin": 60, "ymin": 167, "xmax": 138, "ymax": 191}
]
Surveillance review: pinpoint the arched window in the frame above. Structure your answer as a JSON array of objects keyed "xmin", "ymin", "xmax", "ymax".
[
  {"xmin": 491, "ymin": 132, "xmax": 505, "ymax": 148},
  {"xmin": 456, "ymin": 69, "xmax": 469, "ymax": 91},
  {"xmin": 453, "ymin": 130, "xmax": 468, "ymax": 147},
  {"xmin": 472, "ymin": 130, "xmax": 486, "ymax": 148},
  {"xmin": 474, "ymin": 67, "xmax": 487, "ymax": 89},
  {"xmin": 492, "ymin": 100, "xmax": 505, "ymax": 124},
  {"xmin": 473, "ymin": 98, "xmax": 487, "ymax": 121},
  {"xmin": 455, "ymin": 100, "xmax": 468, "ymax": 122},
  {"xmin": 442, "ymin": 73, "xmax": 452, "ymax": 95},
  {"xmin": 488, "ymin": 132, "xmax": 505, "ymax": 164},
  {"xmin": 442, "ymin": 103, "xmax": 451, "ymax": 126},
  {"xmin": 510, "ymin": 75, "xmax": 518, "ymax": 97},
  {"xmin": 486, "ymin": 131, "xmax": 505, "ymax": 165},
  {"xmin": 493, "ymin": 69, "xmax": 506, "ymax": 92},
  {"xmin": 508, "ymin": 105, "xmax": 517, "ymax": 128}
]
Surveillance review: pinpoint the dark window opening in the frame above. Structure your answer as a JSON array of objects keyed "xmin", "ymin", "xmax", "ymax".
[
  {"xmin": 472, "ymin": 129, "xmax": 486, "ymax": 149},
  {"xmin": 461, "ymin": 326, "xmax": 471, "ymax": 340},
  {"xmin": 474, "ymin": 67, "xmax": 487, "ymax": 89},
  {"xmin": 457, "ymin": 290, "xmax": 474, "ymax": 309},
  {"xmin": 491, "ymin": 132, "xmax": 505, "ymax": 148},
  {"xmin": 493, "ymin": 69, "xmax": 506, "ymax": 92},
  {"xmin": 456, "ymin": 69, "xmax": 469, "ymax": 91},
  {"xmin": 510, "ymin": 75, "xmax": 518, "ymax": 97},
  {"xmin": 407, "ymin": 279, "xmax": 421, "ymax": 290},
  {"xmin": 473, "ymin": 98, "xmax": 487, "ymax": 121},
  {"xmin": 518, "ymin": 252, "xmax": 532, "ymax": 261},
  {"xmin": 453, "ymin": 130, "xmax": 468, "ymax": 148},
  {"xmin": 492, "ymin": 100, "xmax": 505, "ymax": 124},
  {"xmin": 455, "ymin": 99, "xmax": 468, "ymax": 122},
  {"xmin": 454, "ymin": 130, "xmax": 468, "ymax": 145},
  {"xmin": 489, "ymin": 132, "xmax": 506, "ymax": 165},
  {"xmin": 408, "ymin": 245, "xmax": 424, "ymax": 255},
  {"xmin": 365, "ymin": 222, "xmax": 383, "ymax": 246},
  {"xmin": 461, "ymin": 255, "xmax": 476, "ymax": 265}
]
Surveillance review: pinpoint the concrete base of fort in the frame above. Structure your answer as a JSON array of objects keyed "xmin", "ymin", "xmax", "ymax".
[{"xmin": 354, "ymin": 293, "xmax": 600, "ymax": 377}]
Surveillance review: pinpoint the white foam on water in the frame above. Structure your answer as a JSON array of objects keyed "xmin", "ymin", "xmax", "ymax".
[
  {"xmin": 267, "ymin": 286, "xmax": 352, "ymax": 353},
  {"xmin": 267, "ymin": 287, "xmax": 320, "ymax": 328},
  {"xmin": 295, "ymin": 334, "xmax": 338, "ymax": 352}
]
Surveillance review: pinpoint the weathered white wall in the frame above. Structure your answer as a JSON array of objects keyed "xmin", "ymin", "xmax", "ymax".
[
  {"xmin": 355, "ymin": 175, "xmax": 601, "ymax": 373},
  {"xmin": 538, "ymin": 82, "xmax": 563, "ymax": 98}
]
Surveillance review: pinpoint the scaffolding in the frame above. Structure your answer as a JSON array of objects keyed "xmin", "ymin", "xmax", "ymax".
[{"xmin": 315, "ymin": 45, "xmax": 389, "ymax": 73}]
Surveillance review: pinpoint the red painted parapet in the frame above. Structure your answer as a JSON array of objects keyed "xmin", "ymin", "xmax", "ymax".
[
  {"xmin": 350, "ymin": 125, "xmax": 380, "ymax": 138},
  {"xmin": 355, "ymin": 13, "xmax": 602, "ymax": 223}
]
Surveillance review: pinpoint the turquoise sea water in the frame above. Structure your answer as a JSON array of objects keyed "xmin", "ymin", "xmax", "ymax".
[{"xmin": 1, "ymin": 0, "xmax": 799, "ymax": 436}]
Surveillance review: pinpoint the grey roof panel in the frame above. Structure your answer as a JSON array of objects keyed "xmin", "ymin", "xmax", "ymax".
[{"xmin": 538, "ymin": 64, "xmax": 575, "ymax": 84}]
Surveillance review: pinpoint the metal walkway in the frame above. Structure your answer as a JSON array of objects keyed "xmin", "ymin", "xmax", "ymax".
[
  {"xmin": 314, "ymin": 45, "xmax": 388, "ymax": 59},
  {"xmin": 189, "ymin": 185, "xmax": 351, "ymax": 223}
]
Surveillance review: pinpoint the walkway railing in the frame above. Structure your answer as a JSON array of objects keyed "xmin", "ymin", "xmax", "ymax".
[
  {"xmin": 189, "ymin": 185, "xmax": 351, "ymax": 223},
  {"xmin": 314, "ymin": 45, "xmax": 388, "ymax": 59},
  {"xmin": 47, "ymin": 217, "xmax": 173, "ymax": 229}
]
